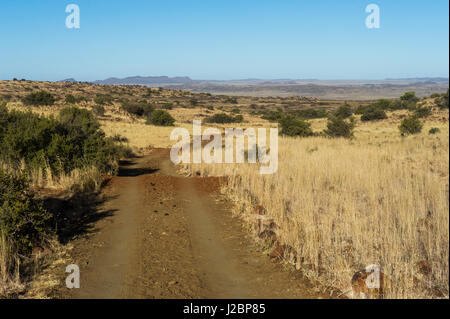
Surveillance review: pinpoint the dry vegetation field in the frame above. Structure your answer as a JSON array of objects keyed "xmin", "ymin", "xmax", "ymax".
[{"xmin": 0, "ymin": 79, "xmax": 448, "ymax": 298}]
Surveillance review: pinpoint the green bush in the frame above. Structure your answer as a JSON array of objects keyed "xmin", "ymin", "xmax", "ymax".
[
  {"xmin": 360, "ymin": 106, "xmax": 388, "ymax": 121},
  {"xmin": 372, "ymin": 99, "xmax": 392, "ymax": 110},
  {"xmin": 414, "ymin": 106, "xmax": 432, "ymax": 118},
  {"xmin": 293, "ymin": 108, "xmax": 328, "ymax": 119},
  {"xmin": 205, "ymin": 113, "xmax": 243, "ymax": 124},
  {"xmin": 160, "ymin": 103, "xmax": 173, "ymax": 110},
  {"xmin": 400, "ymin": 91, "xmax": 419, "ymax": 104},
  {"xmin": 0, "ymin": 170, "xmax": 52, "ymax": 254},
  {"xmin": 225, "ymin": 97, "xmax": 238, "ymax": 104},
  {"xmin": 122, "ymin": 101, "xmax": 154, "ymax": 117},
  {"xmin": 0, "ymin": 106, "xmax": 125, "ymax": 176},
  {"xmin": 261, "ymin": 111, "xmax": 284, "ymax": 122},
  {"xmin": 146, "ymin": 110, "xmax": 175, "ymax": 126},
  {"xmin": 436, "ymin": 89, "xmax": 449, "ymax": 109},
  {"xmin": 22, "ymin": 91, "xmax": 55, "ymax": 106},
  {"xmin": 428, "ymin": 127, "xmax": 440, "ymax": 134},
  {"xmin": 93, "ymin": 94, "xmax": 113, "ymax": 105},
  {"xmin": 399, "ymin": 115, "xmax": 423, "ymax": 135},
  {"xmin": 279, "ymin": 115, "xmax": 313, "ymax": 137},
  {"xmin": 333, "ymin": 104, "xmax": 353, "ymax": 118},
  {"xmin": 2, "ymin": 94, "xmax": 12, "ymax": 101},
  {"xmin": 65, "ymin": 94, "xmax": 76, "ymax": 104},
  {"xmin": 324, "ymin": 116, "xmax": 355, "ymax": 138},
  {"xmin": 92, "ymin": 104, "xmax": 105, "ymax": 116}
]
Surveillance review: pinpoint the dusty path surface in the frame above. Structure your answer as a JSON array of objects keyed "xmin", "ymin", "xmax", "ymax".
[{"xmin": 60, "ymin": 149, "xmax": 322, "ymax": 299}]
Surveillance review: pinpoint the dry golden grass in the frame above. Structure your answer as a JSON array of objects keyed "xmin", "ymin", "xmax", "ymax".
[
  {"xmin": 1, "ymin": 80, "xmax": 448, "ymax": 298},
  {"xmin": 184, "ymin": 112, "xmax": 449, "ymax": 299}
]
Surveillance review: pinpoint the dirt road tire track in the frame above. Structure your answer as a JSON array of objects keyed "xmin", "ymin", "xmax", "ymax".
[{"xmin": 60, "ymin": 148, "xmax": 322, "ymax": 299}]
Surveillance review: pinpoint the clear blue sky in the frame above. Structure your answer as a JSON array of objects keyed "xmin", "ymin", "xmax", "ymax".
[{"xmin": 0, "ymin": 0, "xmax": 448, "ymax": 81}]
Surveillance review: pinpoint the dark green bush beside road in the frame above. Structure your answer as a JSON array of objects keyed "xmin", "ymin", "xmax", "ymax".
[
  {"xmin": 0, "ymin": 170, "xmax": 51, "ymax": 254},
  {"xmin": 0, "ymin": 105, "xmax": 128, "ymax": 176}
]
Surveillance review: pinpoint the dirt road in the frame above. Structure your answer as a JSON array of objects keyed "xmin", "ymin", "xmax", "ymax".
[{"xmin": 61, "ymin": 149, "xmax": 321, "ymax": 299}]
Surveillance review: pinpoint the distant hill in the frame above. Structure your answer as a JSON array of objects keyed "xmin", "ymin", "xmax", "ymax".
[
  {"xmin": 92, "ymin": 76, "xmax": 194, "ymax": 85},
  {"xmin": 59, "ymin": 78, "xmax": 78, "ymax": 82},
  {"xmin": 384, "ymin": 77, "xmax": 449, "ymax": 83},
  {"xmin": 56, "ymin": 75, "xmax": 448, "ymax": 99}
]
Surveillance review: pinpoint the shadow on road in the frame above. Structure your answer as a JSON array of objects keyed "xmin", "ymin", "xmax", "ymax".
[{"xmin": 43, "ymin": 193, "xmax": 118, "ymax": 244}]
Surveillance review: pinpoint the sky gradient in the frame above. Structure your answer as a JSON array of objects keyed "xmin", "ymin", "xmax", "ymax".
[{"xmin": 0, "ymin": 0, "xmax": 448, "ymax": 81}]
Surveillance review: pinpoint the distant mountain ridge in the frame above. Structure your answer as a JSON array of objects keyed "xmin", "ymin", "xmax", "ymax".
[{"xmin": 92, "ymin": 76, "xmax": 194, "ymax": 85}]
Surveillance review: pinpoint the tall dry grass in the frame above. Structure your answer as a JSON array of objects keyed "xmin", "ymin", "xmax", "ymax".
[
  {"xmin": 0, "ymin": 160, "xmax": 103, "ymax": 192},
  {"xmin": 0, "ymin": 230, "xmax": 23, "ymax": 297},
  {"xmin": 185, "ymin": 124, "xmax": 449, "ymax": 298}
]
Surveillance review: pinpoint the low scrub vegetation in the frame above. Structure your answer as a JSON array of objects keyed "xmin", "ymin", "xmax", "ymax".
[
  {"xmin": 360, "ymin": 106, "xmax": 388, "ymax": 121},
  {"xmin": 324, "ymin": 116, "xmax": 355, "ymax": 138},
  {"xmin": 279, "ymin": 115, "xmax": 313, "ymax": 137},
  {"xmin": 205, "ymin": 113, "xmax": 243, "ymax": 124},
  {"xmin": 292, "ymin": 108, "xmax": 328, "ymax": 119},
  {"xmin": 146, "ymin": 109, "xmax": 175, "ymax": 126},
  {"xmin": 333, "ymin": 104, "xmax": 353, "ymax": 119},
  {"xmin": 121, "ymin": 100, "xmax": 154, "ymax": 117},
  {"xmin": 22, "ymin": 91, "xmax": 55, "ymax": 106},
  {"xmin": 0, "ymin": 104, "xmax": 129, "ymax": 186},
  {"xmin": 399, "ymin": 115, "xmax": 423, "ymax": 135}
]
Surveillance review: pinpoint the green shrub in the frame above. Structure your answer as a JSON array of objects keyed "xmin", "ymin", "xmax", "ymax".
[
  {"xmin": 65, "ymin": 94, "xmax": 76, "ymax": 104},
  {"xmin": 293, "ymin": 108, "xmax": 328, "ymax": 119},
  {"xmin": 122, "ymin": 101, "xmax": 154, "ymax": 117},
  {"xmin": 371, "ymin": 99, "xmax": 392, "ymax": 110},
  {"xmin": 225, "ymin": 97, "xmax": 238, "ymax": 104},
  {"xmin": 414, "ymin": 106, "xmax": 432, "ymax": 118},
  {"xmin": 399, "ymin": 91, "xmax": 419, "ymax": 109},
  {"xmin": 436, "ymin": 89, "xmax": 449, "ymax": 109},
  {"xmin": 360, "ymin": 106, "xmax": 387, "ymax": 121},
  {"xmin": 324, "ymin": 116, "xmax": 355, "ymax": 138},
  {"xmin": 428, "ymin": 127, "xmax": 440, "ymax": 134},
  {"xmin": 333, "ymin": 104, "xmax": 353, "ymax": 118},
  {"xmin": 160, "ymin": 103, "xmax": 173, "ymax": 110},
  {"xmin": 92, "ymin": 104, "xmax": 105, "ymax": 116},
  {"xmin": 400, "ymin": 91, "xmax": 419, "ymax": 104},
  {"xmin": 261, "ymin": 111, "xmax": 284, "ymax": 122},
  {"xmin": 93, "ymin": 94, "xmax": 113, "ymax": 105},
  {"xmin": 22, "ymin": 91, "xmax": 55, "ymax": 106},
  {"xmin": 399, "ymin": 115, "xmax": 423, "ymax": 135},
  {"xmin": 279, "ymin": 115, "xmax": 313, "ymax": 137},
  {"xmin": 205, "ymin": 113, "xmax": 243, "ymax": 124},
  {"xmin": 0, "ymin": 170, "xmax": 51, "ymax": 254},
  {"xmin": 0, "ymin": 107, "xmax": 125, "ymax": 176},
  {"xmin": 146, "ymin": 110, "xmax": 175, "ymax": 126},
  {"xmin": 231, "ymin": 108, "xmax": 241, "ymax": 114}
]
